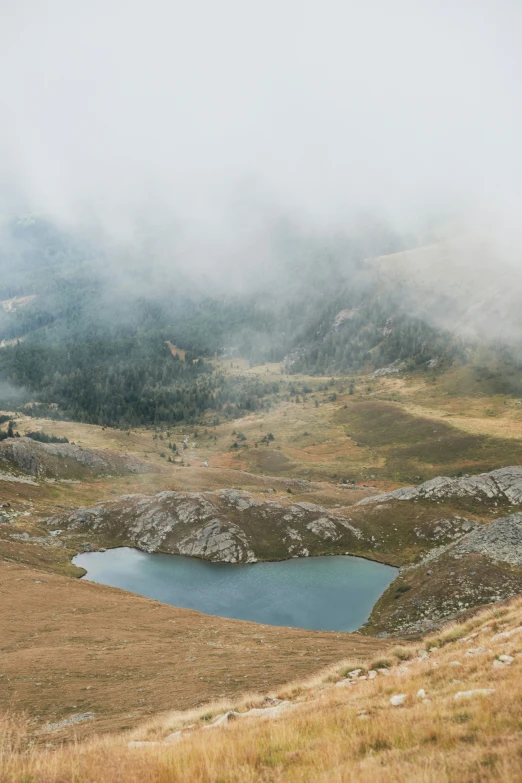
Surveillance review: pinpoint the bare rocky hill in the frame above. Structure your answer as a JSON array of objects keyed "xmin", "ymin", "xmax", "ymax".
[
  {"xmin": 0, "ymin": 437, "xmax": 152, "ymax": 479},
  {"xmin": 358, "ymin": 466, "xmax": 522, "ymax": 507},
  {"xmin": 358, "ymin": 467, "xmax": 522, "ymax": 636},
  {"xmin": 45, "ymin": 489, "xmax": 367, "ymax": 562}
]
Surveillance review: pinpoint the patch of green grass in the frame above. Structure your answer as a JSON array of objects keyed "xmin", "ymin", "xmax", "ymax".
[
  {"xmin": 336, "ymin": 401, "xmax": 449, "ymax": 447},
  {"xmin": 370, "ymin": 658, "xmax": 392, "ymax": 670},
  {"xmin": 336, "ymin": 399, "xmax": 522, "ymax": 481},
  {"xmin": 390, "ymin": 645, "xmax": 415, "ymax": 661}
]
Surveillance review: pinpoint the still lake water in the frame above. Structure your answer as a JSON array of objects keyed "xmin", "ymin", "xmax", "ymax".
[{"xmin": 73, "ymin": 548, "xmax": 398, "ymax": 632}]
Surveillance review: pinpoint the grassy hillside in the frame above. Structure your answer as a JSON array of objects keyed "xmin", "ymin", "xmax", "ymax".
[
  {"xmin": 0, "ymin": 561, "xmax": 390, "ymax": 742},
  {"xmin": 3, "ymin": 596, "xmax": 522, "ymax": 781}
]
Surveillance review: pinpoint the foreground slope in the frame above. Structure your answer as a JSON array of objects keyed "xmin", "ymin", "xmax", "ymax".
[
  {"xmin": 3, "ymin": 596, "xmax": 522, "ymax": 782},
  {"xmin": 0, "ymin": 561, "xmax": 390, "ymax": 741}
]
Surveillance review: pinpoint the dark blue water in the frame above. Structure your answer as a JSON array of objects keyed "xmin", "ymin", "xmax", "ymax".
[{"xmin": 73, "ymin": 547, "xmax": 397, "ymax": 632}]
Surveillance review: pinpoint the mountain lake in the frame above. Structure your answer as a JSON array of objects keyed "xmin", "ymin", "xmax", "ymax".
[{"xmin": 73, "ymin": 547, "xmax": 398, "ymax": 632}]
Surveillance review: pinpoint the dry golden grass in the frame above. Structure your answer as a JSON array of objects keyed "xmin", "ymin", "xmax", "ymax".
[
  {"xmin": 376, "ymin": 367, "xmax": 522, "ymax": 441},
  {"xmin": 3, "ymin": 598, "xmax": 522, "ymax": 781},
  {"xmin": 0, "ymin": 561, "xmax": 391, "ymax": 742},
  {"xmin": 401, "ymin": 401, "xmax": 522, "ymax": 441}
]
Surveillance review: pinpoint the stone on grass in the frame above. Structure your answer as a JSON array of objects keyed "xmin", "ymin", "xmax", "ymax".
[
  {"xmin": 491, "ymin": 626, "xmax": 522, "ymax": 643},
  {"xmin": 163, "ymin": 731, "xmax": 183, "ymax": 744},
  {"xmin": 454, "ymin": 689, "xmax": 495, "ymax": 701},
  {"xmin": 128, "ymin": 741, "xmax": 161, "ymax": 748},
  {"xmin": 416, "ymin": 689, "xmax": 426, "ymax": 699},
  {"xmin": 368, "ymin": 670, "xmax": 377, "ymax": 679},
  {"xmin": 203, "ymin": 710, "xmax": 238, "ymax": 728},
  {"xmin": 390, "ymin": 694, "xmax": 407, "ymax": 707}
]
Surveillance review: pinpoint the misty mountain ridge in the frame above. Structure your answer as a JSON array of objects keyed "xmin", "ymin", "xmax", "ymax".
[{"xmin": 1, "ymin": 215, "xmax": 521, "ymax": 426}]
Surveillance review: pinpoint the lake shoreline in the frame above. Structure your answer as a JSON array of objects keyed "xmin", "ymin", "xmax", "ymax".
[{"xmin": 73, "ymin": 547, "xmax": 398, "ymax": 633}]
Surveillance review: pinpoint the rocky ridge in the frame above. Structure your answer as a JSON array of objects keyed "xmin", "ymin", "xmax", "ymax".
[
  {"xmin": 45, "ymin": 489, "xmax": 366, "ymax": 563},
  {"xmin": 360, "ymin": 468, "xmax": 522, "ymax": 636},
  {"xmin": 0, "ymin": 437, "xmax": 152, "ymax": 479},
  {"xmin": 357, "ymin": 466, "xmax": 522, "ymax": 506},
  {"xmin": 455, "ymin": 513, "xmax": 522, "ymax": 566}
]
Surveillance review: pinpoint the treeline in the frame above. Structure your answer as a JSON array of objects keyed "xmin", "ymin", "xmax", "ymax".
[
  {"xmin": 3, "ymin": 332, "xmax": 281, "ymax": 427},
  {"xmin": 25, "ymin": 431, "xmax": 69, "ymax": 444},
  {"xmin": 286, "ymin": 294, "xmax": 467, "ymax": 376},
  {"xmin": 0, "ymin": 420, "xmax": 20, "ymax": 440},
  {"xmin": 0, "ymin": 214, "xmax": 474, "ymax": 428}
]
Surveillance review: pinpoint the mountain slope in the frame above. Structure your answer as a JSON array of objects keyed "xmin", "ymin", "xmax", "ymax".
[{"xmin": 4, "ymin": 595, "xmax": 522, "ymax": 781}]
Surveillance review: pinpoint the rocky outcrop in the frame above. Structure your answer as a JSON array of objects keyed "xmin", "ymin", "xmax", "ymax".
[
  {"xmin": 358, "ymin": 467, "xmax": 522, "ymax": 507},
  {"xmin": 45, "ymin": 489, "xmax": 366, "ymax": 563},
  {"xmin": 455, "ymin": 513, "xmax": 522, "ymax": 566},
  {"xmin": 177, "ymin": 520, "xmax": 257, "ymax": 563},
  {"xmin": 371, "ymin": 366, "xmax": 401, "ymax": 378},
  {"xmin": 369, "ymin": 508, "xmax": 522, "ymax": 636},
  {"xmin": 0, "ymin": 438, "xmax": 152, "ymax": 479}
]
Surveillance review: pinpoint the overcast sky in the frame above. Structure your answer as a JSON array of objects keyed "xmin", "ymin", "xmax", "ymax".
[{"xmin": 1, "ymin": 0, "xmax": 521, "ymax": 253}]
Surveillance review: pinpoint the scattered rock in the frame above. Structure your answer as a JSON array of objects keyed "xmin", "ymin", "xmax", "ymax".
[
  {"xmin": 454, "ymin": 689, "xmax": 495, "ymax": 701},
  {"xmin": 491, "ymin": 626, "xmax": 522, "ymax": 643},
  {"xmin": 494, "ymin": 655, "xmax": 514, "ymax": 667},
  {"xmin": 128, "ymin": 740, "xmax": 161, "ymax": 748},
  {"xmin": 163, "ymin": 730, "xmax": 184, "ymax": 743},
  {"xmin": 41, "ymin": 713, "xmax": 95, "ymax": 733},
  {"xmin": 390, "ymin": 694, "xmax": 407, "ymax": 707},
  {"xmin": 203, "ymin": 710, "xmax": 238, "ymax": 728},
  {"xmin": 371, "ymin": 366, "xmax": 400, "ymax": 378}
]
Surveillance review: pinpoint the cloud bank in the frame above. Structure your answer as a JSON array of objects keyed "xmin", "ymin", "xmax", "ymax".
[{"xmin": 1, "ymin": 0, "xmax": 521, "ymax": 264}]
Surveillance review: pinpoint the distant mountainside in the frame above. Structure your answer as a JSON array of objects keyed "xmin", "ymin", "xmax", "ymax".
[
  {"xmin": 369, "ymin": 237, "xmax": 522, "ymax": 344},
  {"xmin": 1, "ymin": 216, "xmax": 521, "ymax": 426}
]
